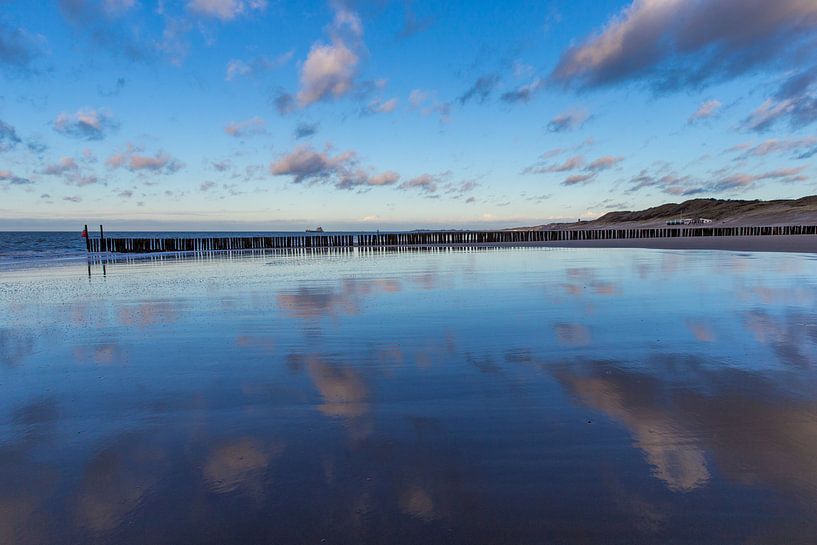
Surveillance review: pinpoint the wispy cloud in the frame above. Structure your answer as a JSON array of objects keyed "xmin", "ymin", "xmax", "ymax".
[
  {"xmin": 458, "ymin": 74, "xmax": 499, "ymax": 105},
  {"xmin": 42, "ymin": 157, "xmax": 79, "ymax": 175},
  {"xmin": 547, "ymin": 109, "xmax": 589, "ymax": 132},
  {"xmin": 562, "ymin": 173, "xmax": 596, "ymax": 186},
  {"xmin": 107, "ymin": 144, "xmax": 183, "ymax": 174},
  {"xmin": 270, "ymin": 145, "xmax": 400, "ymax": 191},
  {"xmin": 224, "ymin": 116, "xmax": 266, "ymax": 137},
  {"xmin": 688, "ymin": 99, "xmax": 721, "ymax": 123},
  {"xmin": 0, "ymin": 23, "xmax": 47, "ymax": 73},
  {"xmin": 732, "ymin": 137, "xmax": 817, "ymax": 160},
  {"xmin": 294, "ymin": 122, "xmax": 319, "ymax": 139},
  {"xmin": 500, "ymin": 78, "xmax": 543, "ymax": 103},
  {"xmin": 586, "ymin": 155, "xmax": 623, "ymax": 172},
  {"xmin": 363, "ymin": 97, "xmax": 398, "ymax": 115},
  {"xmin": 53, "ymin": 109, "xmax": 118, "ymax": 140},
  {"xmin": 398, "ymin": 173, "xmax": 438, "ymax": 194},
  {"xmin": 225, "ymin": 50, "xmax": 292, "ymax": 80},
  {"xmin": 0, "ymin": 170, "xmax": 33, "ymax": 186},
  {"xmin": 627, "ymin": 165, "xmax": 807, "ymax": 196},
  {"xmin": 0, "ymin": 120, "xmax": 22, "ymax": 152},
  {"xmin": 187, "ymin": 0, "xmax": 268, "ymax": 21}
]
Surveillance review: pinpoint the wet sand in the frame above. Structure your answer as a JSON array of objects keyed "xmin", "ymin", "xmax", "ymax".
[
  {"xmin": 526, "ymin": 234, "xmax": 817, "ymax": 253},
  {"xmin": 2, "ymin": 247, "xmax": 817, "ymax": 545}
]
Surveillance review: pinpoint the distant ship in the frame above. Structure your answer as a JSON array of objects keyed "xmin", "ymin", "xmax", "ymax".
[{"xmin": 306, "ymin": 226, "xmax": 324, "ymax": 233}]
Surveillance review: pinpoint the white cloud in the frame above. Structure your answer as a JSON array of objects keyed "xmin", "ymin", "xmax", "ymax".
[
  {"xmin": 295, "ymin": 8, "xmax": 364, "ymax": 107},
  {"xmin": 187, "ymin": 0, "xmax": 267, "ymax": 21}
]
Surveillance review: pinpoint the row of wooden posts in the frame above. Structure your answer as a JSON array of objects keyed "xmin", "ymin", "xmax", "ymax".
[{"xmin": 84, "ymin": 224, "xmax": 817, "ymax": 254}]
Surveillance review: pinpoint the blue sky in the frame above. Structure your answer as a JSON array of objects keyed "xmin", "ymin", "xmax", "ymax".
[{"xmin": 1, "ymin": 0, "xmax": 816, "ymax": 230}]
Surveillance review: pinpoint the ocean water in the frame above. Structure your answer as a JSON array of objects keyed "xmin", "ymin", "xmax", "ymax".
[
  {"xmin": 0, "ymin": 231, "xmax": 366, "ymax": 268},
  {"xmin": 1, "ymin": 247, "xmax": 817, "ymax": 544}
]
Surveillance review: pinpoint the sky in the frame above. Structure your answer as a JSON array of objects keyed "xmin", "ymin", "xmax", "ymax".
[{"xmin": 1, "ymin": 0, "xmax": 816, "ymax": 231}]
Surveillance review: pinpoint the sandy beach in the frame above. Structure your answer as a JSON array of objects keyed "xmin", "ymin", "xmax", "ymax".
[{"xmin": 524, "ymin": 234, "xmax": 817, "ymax": 253}]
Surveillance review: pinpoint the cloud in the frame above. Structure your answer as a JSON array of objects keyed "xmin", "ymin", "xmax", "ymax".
[
  {"xmin": 363, "ymin": 97, "xmax": 398, "ymax": 114},
  {"xmin": 200, "ymin": 181, "xmax": 216, "ymax": 191},
  {"xmin": 0, "ymin": 170, "xmax": 33, "ymax": 186},
  {"xmin": 42, "ymin": 157, "xmax": 79, "ymax": 175},
  {"xmin": 63, "ymin": 195, "xmax": 82, "ymax": 202},
  {"xmin": 458, "ymin": 74, "xmax": 499, "ymax": 105},
  {"xmin": 500, "ymin": 78, "xmax": 543, "ymax": 103},
  {"xmin": 550, "ymin": 0, "xmax": 817, "ymax": 92},
  {"xmin": 0, "ymin": 24, "xmax": 46, "ymax": 72},
  {"xmin": 53, "ymin": 109, "xmax": 118, "ymax": 140},
  {"xmin": 398, "ymin": 173, "xmax": 438, "ymax": 194},
  {"xmin": 742, "ymin": 91, "xmax": 817, "ymax": 132},
  {"xmin": 628, "ymin": 170, "xmax": 704, "ymax": 195},
  {"xmin": 0, "ymin": 120, "xmax": 22, "ymax": 152},
  {"xmin": 628, "ymin": 165, "xmax": 807, "ymax": 195},
  {"xmin": 554, "ymin": 323, "xmax": 590, "ymax": 346},
  {"xmin": 547, "ymin": 109, "xmax": 589, "ymax": 132},
  {"xmin": 407, "ymin": 89, "xmax": 451, "ymax": 122},
  {"xmin": 58, "ymin": 0, "xmax": 153, "ymax": 62},
  {"xmin": 586, "ymin": 155, "xmax": 624, "ymax": 172},
  {"xmin": 107, "ymin": 144, "xmax": 183, "ymax": 174},
  {"xmin": 294, "ymin": 122, "xmax": 318, "ymax": 139},
  {"xmin": 444, "ymin": 179, "xmax": 479, "ymax": 197},
  {"xmin": 742, "ymin": 98, "xmax": 796, "ymax": 132},
  {"xmin": 397, "ymin": 0, "xmax": 434, "ymax": 39},
  {"xmin": 102, "ymin": 0, "xmax": 137, "ymax": 16},
  {"xmin": 187, "ymin": 0, "xmax": 267, "ymax": 21},
  {"xmin": 688, "ymin": 99, "xmax": 721, "ymax": 123},
  {"xmin": 523, "ymin": 155, "xmax": 584, "ymax": 174},
  {"xmin": 733, "ymin": 137, "xmax": 817, "ymax": 160},
  {"xmin": 338, "ymin": 170, "xmax": 400, "ymax": 190},
  {"xmin": 270, "ymin": 145, "xmax": 400, "ymax": 191},
  {"xmin": 295, "ymin": 8, "xmax": 363, "ymax": 108},
  {"xmin": 562, "ymin": 173, "xmax": 597, "ymax": 186},
  {"xmin": 709, "ymin": 168, "xmax": 807, "ymax": 192},
  {"xmin": 224, "ymin": 116, "xmax": 266, "ymax": 137},
  {"xmin": 408, "ymin": 89, "xmax": 429, "ymax": 108},
  {"xmin": 272, "ymin": 91, "xmax": 296, "ymax": 114},
  {"xmin": 225, "ymin": 50, "xmax": 293, "ymax": 80}
]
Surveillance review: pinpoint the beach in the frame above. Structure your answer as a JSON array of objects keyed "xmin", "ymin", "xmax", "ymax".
[
  {"xmin": 2, "ymin": 245, "xmax": 817, "ymax": 544},
  {"xmin": 528, "ymin": 234, "xmax": 817, "ymax": 253}
]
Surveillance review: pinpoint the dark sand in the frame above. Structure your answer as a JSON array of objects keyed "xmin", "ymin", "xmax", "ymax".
[{"xmin": 524, "ymin": 234, "xmax": 817, "ymax": 253}]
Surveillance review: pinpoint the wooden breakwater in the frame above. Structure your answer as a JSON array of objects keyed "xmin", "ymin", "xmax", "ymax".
[{"xmin": 85, "ymin": 225, "xmax": 817, "ymax": 254}]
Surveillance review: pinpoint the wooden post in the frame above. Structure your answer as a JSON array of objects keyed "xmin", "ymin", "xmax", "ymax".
[
  {"xmin": 84, "ymin": 224, "xmax": 90, "ymax": 253},
  {"xmin": 99, "ymin": 225, "xmax": 105, "ymax": 252}
]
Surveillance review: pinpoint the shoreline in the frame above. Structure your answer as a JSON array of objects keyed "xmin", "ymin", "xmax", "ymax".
[{"xmin": 1, "ymin": 234, "xmax": 815, "ymax": 274}]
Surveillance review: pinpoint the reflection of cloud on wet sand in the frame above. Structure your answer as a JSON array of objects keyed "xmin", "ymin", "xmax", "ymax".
[
  {"xmin": 556, "ymin": 365, "xmax": 709, "ymax": 492},
  {"xmin": 554, "ymin": 323, "xmax": 591, "ymax": 347},
  {"xmin": 307, "ymin": 357, "xmax": 369, "ymax": 418},
  {"xmin": 75, "ymin": 439, "xmax": 168, "ymax": 533},
  {"xmin": 399, "ymin": 484, "xmax": 437, "ymax": 520},
  {"xmin": 72, "ymin": 343, "xmax": 125, "ymax": 365},
  {"xmin": 744, "ymin": 310, "xmax": 817, "ymax": 367},
  {"xmin": 0, "ymin": 329, "xmax": 34, "ymax": 367},
  {"xmin": 554, "ymin": 358, "xmax": 817, "ymax": 498},
  {"xmin": 117, "ymin": 301, "xmax": 177, "ymax": 328},
  {"xmin": 686, "ymin": 320, "xmax": 715, "ymax": 343},
  {"xmin": 235, "ymin": 335, "xmax": 275, "ymax": 353},
  {"xmin": 277, "ymin": 278, "xmax": 402, "ymax": 320},
  {"xmin": 203, "ymin": 438, "xmax": 284, "ymax": 494}
]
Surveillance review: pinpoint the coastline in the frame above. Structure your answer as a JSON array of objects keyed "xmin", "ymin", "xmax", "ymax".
[{"xmin": 2, "ymin": 234, "xmax": 815, "ymax": 275}]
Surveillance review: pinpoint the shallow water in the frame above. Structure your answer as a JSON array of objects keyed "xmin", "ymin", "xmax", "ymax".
[{"xmin": 1, "ymin": 247, "xmax": 817, "ymax": 545}]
